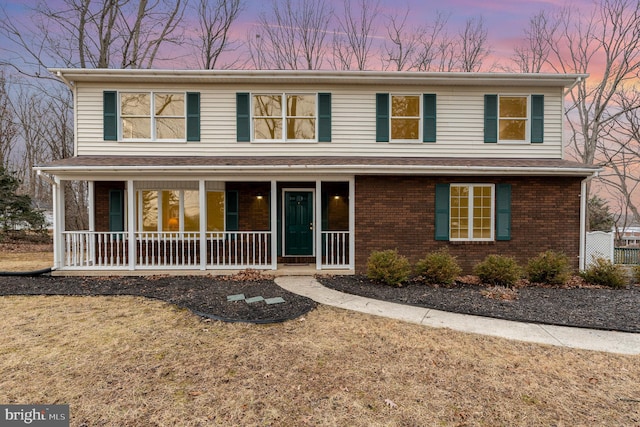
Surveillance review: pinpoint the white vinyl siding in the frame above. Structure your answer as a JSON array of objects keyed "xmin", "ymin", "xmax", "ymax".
[{"xmin": 75, "ymin": 83, "xmax": 564, "ymax": 158}]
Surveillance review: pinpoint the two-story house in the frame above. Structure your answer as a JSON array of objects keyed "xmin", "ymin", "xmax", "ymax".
[{"xmin": 36, "ymin": 69, "xmax": 598, "ymax": 275}]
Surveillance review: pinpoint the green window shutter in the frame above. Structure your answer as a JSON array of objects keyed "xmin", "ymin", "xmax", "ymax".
[
  {"xmin": 186, "ymin": 92, "xmax": 200, "ymax": 141},
  {"xmin": 531, "ymin": 95, "xmax": 544, "ymax": 143},
  {"xmin": 376, "ymin": 93, "xmax": 389, "ymax": 142},
  {"xmin": 434, "ymin": 183, "xmax": 450, "ymax": 241},
  {"xmin": 236, "ymin": 93, "xmax": 250, "ymax": 142},
  {"xmin": 225, "ymin": 190, "xmax": 239, "ymax": 231},
  {"xmin": 108, "ymin": 189, "xmax": 124, "ymax": 232},
  {"xmin": 103, "ymin": 91, "xmax": 117, "ymax": 141},
  {"xmin": 423, "ymin": 93, "xmax": 437, "ymax": 143},
  {"xmin": 318, "ymin": 93, "xmax": 332, "ymax": 142},
  {"xmin": 495, "ymin": 184, "xmax": 511, "ymax": 241},
  {"xmin": 484, "ymin": 94, "xmax": 498, "ymax": 143}
]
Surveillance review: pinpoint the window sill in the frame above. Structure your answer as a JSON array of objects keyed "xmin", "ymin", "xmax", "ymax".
[{"xmin": 448, "ymin": 240, "xmax": 496, "ymax": 245}]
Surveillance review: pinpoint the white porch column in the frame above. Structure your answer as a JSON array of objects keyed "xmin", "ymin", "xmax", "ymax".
[
  {"xmin": 127, "ymin": 180, "xmax": 135, "ymax": 270},
  {"xmin": 270, "ymin": 180, "xmax": 277, "ymax": 270},
  {"xmin": 349, "ymin": 176, "xmax": 355, "ymax": 271},
  {"xmin": 52, "ymin": 178, "xmax": 63, "ymax": 270},
  {"xmin": 199, "ymin": 179, "xmax": 207, "ymax": 270},
  {"xmin": 315, "ymin": 179, "xmax": 322, "ymax": 270},
  {"xmin": 88, "ymin": 181, "xmax": 95, "ymax": 265}
]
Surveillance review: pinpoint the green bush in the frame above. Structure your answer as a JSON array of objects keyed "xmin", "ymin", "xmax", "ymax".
[
  {"xmin": 474, "ymin": 254, "xmax": 522, "ymax": 287},
  {"xmin": 526, "ymin": 250, "xmax": 571, "ymax": 285},
  {"xmin": 415, "ymin": 248, "xmax": 462, "ymax": 285},
  {"xmin": 580, "ymin": 258, "xmax": 627, "ymax": 288},
  {"xmin": 366, "ymin": 249, "xmax": 411, "ymax": 287}
]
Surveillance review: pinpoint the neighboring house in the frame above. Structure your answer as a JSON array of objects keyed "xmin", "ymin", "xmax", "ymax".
[{"xmin": 36, "ymin": 69, "xmax": 599, "ymax": 274}]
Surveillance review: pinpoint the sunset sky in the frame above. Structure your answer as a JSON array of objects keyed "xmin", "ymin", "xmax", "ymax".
[{"xmin": 1, "ymin": 0, "xmax": 598, "ymax": 70}]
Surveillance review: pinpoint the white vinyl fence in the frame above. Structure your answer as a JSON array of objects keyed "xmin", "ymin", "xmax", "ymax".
[{"xmin": 584, "ymin": 231, "xmax": 615, "ymax": 268}]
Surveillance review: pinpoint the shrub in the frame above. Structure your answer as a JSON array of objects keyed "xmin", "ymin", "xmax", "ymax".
[
  {"xmin": 580, "ymin": 258, "xmax": 627, "ymax": 288},
  {"xmin": 634, "ymin": 265, "xmax": 640, "ymax": 285},
  {"xmin": 474, "ymin": 254, "xmax": 522, "ymax": 287},
  {"xmin": 366, "ymin": 249, "xmax": 411, "ymax": 287},
  {"xmin": 415, "ymin": 248, "xmax": 462, "ymax": 285},
  {"xmin": 526, "ymin": 250, "xmax": 571, "ymax": 285}
]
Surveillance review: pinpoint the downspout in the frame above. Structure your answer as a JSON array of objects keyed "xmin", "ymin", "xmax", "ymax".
[{"xmin": 579, "ymin": 170, "xmax": 599, "ymax": 271}]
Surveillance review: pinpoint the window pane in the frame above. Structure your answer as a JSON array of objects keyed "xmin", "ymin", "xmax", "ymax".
[
  {"xmin": 392, "ymin": 96, "xmax": 420, "ymax": 117},
  {"xmin": 122, "ymin": 118, "xmax": 151, "ymax": 139},
  {"xmin": 155, "ymin": 93, "xmax": 184, "ymax": 116},
  {"xmin": 207, "ymin": 192, "xmax": 225, "ymax": 232},
  {"xmin": 254, "ymin": 118, "xmax": 282, "ymax": 139},
  {"xmin": 141, "ymin": 191, "xmax": 158, "ymax": 231},
  {"xmin": 184, "ymin": 191, "xmax": 199, "ymax": 232},
  {"xmin": 162, "ymin": 190, "xmax": 180, "ymax": 231},
  {"xmin": 286, "ymin": 118, "xmax": 316, "ymax": 139},
  {"xmin": 253, "ymin": 95, "xmax": 282, "ymax": 117},
  {"xmin": 121, "ymin": 93, "xmax": 150, "ymax": 116},
  {"xmin": 499, "ymin": 119, "xmax": 526, "ymax": 140},
  {"xmin": 156, "ymin": 118, "xmax": 185, "ymax": 139},
  {"xmin": 500, "ymin": 96, "xmax": 527, "ymax": 118},
  {"xmin": 391, "ymin": 118, "xmax": 419, "ymax": 139},
  {"xmin": 287, "ymin": 95, "xmax": 316, "ymax": 116}
]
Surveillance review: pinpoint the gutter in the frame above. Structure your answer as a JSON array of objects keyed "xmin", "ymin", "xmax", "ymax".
[
  {"xmin": 55, "ymin": 70, "xmax": 74, "ymax": 90},
  {"xmin": 34, "ymin": 164, "xmax": 600, "ymax": 177}
]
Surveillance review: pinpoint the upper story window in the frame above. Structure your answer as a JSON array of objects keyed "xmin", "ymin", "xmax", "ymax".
[
  {"xmin": 498, "ymin": 95, "xmax": 528, "ymax": 142},
  {"xmin": 121, "ymin": 92, "xmax": 185, "ymax": 140},
  {"xmin": 391, "ymin": 95, "xmax": 420, "ymax": 141},
  {"xmin": 252, "ymin": 93, "xmax": 316, "ymax": 141},
  {"xmin": 484, "ymin": 94, "xmax": 543, "ymax": 144},
  {"xmin": 376, "ymin": 93, "xmax": 436, "ymax": 143},
  {"xmin": 103, "ymin": 91, "xmax": 200, "ymax": 142}
]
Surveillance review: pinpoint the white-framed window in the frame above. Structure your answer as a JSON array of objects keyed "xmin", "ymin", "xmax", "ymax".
[
  {"xmin": 252, "ymin": 93, "xmax": 316, "ymax": 141},
  {"xmin": 498, "ymin": 95, "xmax": 529, "ymax": 143},
  {"xmin": 121, "ymin": 92, "xmax": 185, "ymax": 141},
  {"xmin": 450, "ymin": 184, "xmax": 494, "ymax": 241},
  {"xmin": 390, "ymin": 94, "xmax": 421, "ymax": 141},
  {"xmin": 136, "ymin": 189, "xmax": 225, "ymax": 232}
]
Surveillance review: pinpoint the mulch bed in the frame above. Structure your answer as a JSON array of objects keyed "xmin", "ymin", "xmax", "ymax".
[
  {"xmin": 0, "ymin": 275, "xmax": 317, "ymax": 324},
  {"xmin": 319, "ymin": 275, "xmax": 640, "ymax": 333}
]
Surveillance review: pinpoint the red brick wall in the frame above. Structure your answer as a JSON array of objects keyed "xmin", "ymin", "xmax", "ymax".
[
  {"xmin": 94, "ymin": 181, "xmax": 125, "ymax": 232},
  {"xmin": 227, "ymin": 182, "xmax": 271, "ymax": 231},
  {"xmin": 354, "ymin": 175, "xmax": 583, "ymax": 274}
]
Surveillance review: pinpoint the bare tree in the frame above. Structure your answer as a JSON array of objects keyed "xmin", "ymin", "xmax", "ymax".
[
  {"xmin": 413, "ymin": 11, "xmax": 451, "ymax": 72},
  {"xmin": 0, "ymin": 0, "xmax": 188, "ymax": 71},
  {"xmin": 512, "ymin": 11, "xmax": 558, "ymax": 73},
  {"xmin": 331, "ymin": 0, "xmax": 380, "ymax": 71},
  {"xmin": 544, "ymin": 0, "xmax": 640, "ymax": 167},
  {"xmin": 381, "ymin": 7, "xmax": 422, "ymax": 71},
  {"xmin": 248, "ymin": 0, "xmax": 332, "ymax": 70},
  {"xmin": 457, "ymin": 16, "xmax": 490, "ymax": 72},
  {"xmin": 0, "ymin": 70, "xmax": 17, "ymax": 170},
  {"xmin": 196, "ymin": 0, "xmax": 243, "ymax": 69}
]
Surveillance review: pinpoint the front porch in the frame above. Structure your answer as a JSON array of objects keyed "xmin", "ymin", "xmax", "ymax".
[{"xmin": 51, "ymin": 178, "xmax": 354, "ymax": 273}]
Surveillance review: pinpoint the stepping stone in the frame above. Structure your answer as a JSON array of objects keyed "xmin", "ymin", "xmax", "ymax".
[
  {"xmin": 245, "ymin": 296, "xmax": 265, "ymax": 304},
  {"xmin": 265, "ymin": 297, "xmax": 285, "ymax": 305},
  {"xmin": 227, "ymin": 294, "xmax": 245, "ymax": 302}
]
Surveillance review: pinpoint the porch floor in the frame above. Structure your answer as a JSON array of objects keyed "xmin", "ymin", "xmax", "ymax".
[{"xmin": 50, "ymin": 265, "xmax": 355, "ymax": 277}]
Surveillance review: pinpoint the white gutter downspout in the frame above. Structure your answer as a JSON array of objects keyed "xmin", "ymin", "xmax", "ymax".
[{"xmin": 579, "ymin": 170, "xmax": 599, "ymax": 270}]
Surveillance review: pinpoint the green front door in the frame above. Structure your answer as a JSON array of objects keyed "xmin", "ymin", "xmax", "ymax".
[{"xmin": 284, "ymin": 191, "xmax": 314, "ymax": 256}]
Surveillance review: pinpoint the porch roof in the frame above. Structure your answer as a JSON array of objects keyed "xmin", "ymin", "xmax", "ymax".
[{"xmin": 36, "ymin": 156, "xmax": 600, "ymax": 179}]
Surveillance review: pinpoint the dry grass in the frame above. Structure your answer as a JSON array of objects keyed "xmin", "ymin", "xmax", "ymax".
[
  {"xmin": 0, "ymin": 244, "xmax": 52, "ymax": 271},
  {"xmin": 0, "ymin": 296, "xmax": 639, "ymax": 426}
]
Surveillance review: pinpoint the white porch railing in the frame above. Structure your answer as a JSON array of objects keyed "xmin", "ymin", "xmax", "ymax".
[
  {"xmin": 322, "ymin": 231, "xmax": 350, "ymax": 268},
  {"xmin": 60, "ymin": 230, "xmax": 273, "ymax": 270},
  {"xmin": 207, "ymin": 231, "xmax": 272, "ymax": 269},
  {"xmin": 135, "ymin": 232, "xmax": 200, "ymax": 268},
  {"xmin": 62, "ymin": 231, "xmax": 128, "ymax": 268}
]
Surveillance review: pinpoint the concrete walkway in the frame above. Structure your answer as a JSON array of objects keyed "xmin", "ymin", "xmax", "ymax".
[{"xmin": 275, "ymin": 276, "xmax": 640, "ymax": 356}]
